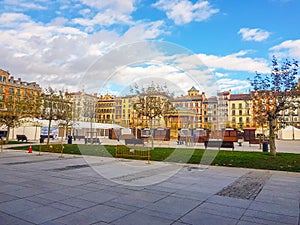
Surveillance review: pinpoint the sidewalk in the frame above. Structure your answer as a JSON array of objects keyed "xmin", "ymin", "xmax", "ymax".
[{"xmin": 0, "ymin": 149, "xmax": 299, "ymax": 225}]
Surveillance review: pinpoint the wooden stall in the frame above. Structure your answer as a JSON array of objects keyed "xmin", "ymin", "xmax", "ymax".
[{"xmin": 153, "ymin": 128, "xmax": 170, "ymax": 141}]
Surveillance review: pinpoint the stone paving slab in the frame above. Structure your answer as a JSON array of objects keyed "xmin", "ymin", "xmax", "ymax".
[{"xmin": 0, "ymin": 150, "xmax": 299, "ymax": 224}]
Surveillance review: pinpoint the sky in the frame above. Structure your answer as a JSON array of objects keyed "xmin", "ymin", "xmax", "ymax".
[{"xmin": 0, "ymin": 0, "xmax": 299, "ymax": 97}]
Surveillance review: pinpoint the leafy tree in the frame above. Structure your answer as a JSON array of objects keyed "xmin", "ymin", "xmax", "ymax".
[
  {"xmin": 40, "ymin": 87, "xmax": 72, "ymax": 145},
  {"xmin": 250, "ymin": 56, "xmax": 299, "ymax": 156}
]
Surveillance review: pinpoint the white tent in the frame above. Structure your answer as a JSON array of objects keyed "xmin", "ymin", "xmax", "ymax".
[
  {"xmin": 1, "ymin": 119, "xmax": 124, "ymax": 140},
  {"xmin": 73, "ymin": 121, "xmax": 124, "ymax": 138},
  {"xmin": 278, "ymin": 126, "xmax": 300, "ymax": 140},
  {"xmin": 73, "ymin": 121, "xmax": 123, "ymax": 129}
]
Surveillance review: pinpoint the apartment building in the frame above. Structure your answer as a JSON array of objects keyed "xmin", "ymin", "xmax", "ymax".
[
  {"xmin": 0, "ymin": 69, "xmax": 41, "ymax": 118},
  {"xmin": 65, "ymin": 91, "xmax": 98, "ymax": 122},
  {"xmin": 228, "ymin": 93, "xmax": 252, "ymax": 129}
]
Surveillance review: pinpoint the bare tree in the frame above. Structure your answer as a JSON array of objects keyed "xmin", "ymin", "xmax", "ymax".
[
  {"xmin": 40, "ymin": 87, "xmax": 72, "ymax": 145},
  {"xmin": 131, "ymin": 83, "xmax": 173, "ymax": 128},
  {"xmin": 250, "ymin": 56, "xmax": 299, "ymax": 156}
]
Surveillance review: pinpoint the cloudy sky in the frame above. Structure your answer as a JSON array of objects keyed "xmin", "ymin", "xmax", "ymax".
[{"xmin": 0, "ymin": 0, "xmax": 299, "ymax": 96}]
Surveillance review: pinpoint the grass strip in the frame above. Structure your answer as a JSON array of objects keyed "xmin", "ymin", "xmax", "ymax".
[{"xmin": 10, "ymin": 144, "xmax": 300, "ymax": 172}]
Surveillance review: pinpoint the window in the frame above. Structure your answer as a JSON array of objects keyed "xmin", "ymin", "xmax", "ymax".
[
  {"xmin": 232, "ymin": 110, "xmax": 235, "ymax": 115},
  {"xmin": 239, "ymin": 117, "xmax": 243, "ymax": 123},
  {"xmin": 9, "ymin": 88, "xmax": 14, "ymax": 94},
  {"xmin": 239, "ymin": 103, "xmax": 242, "ymax": 108},
  {"xmin": 232, "ymin": 117, "xmax": 236, "ymax": 122},
  {"xmin": 246, "ymin": 117, "xmax": 250, "ymax": 123},
  {"xmin": 245, "ymin": 102, "xmax": 249, "ymax": 108},
  {"xmin": 239, "ymin": 110, "xmax": 242, "ymax": 115},
  {"xmin": 232, "ymin": 103, "xmax": 235, "ymax": 109}
]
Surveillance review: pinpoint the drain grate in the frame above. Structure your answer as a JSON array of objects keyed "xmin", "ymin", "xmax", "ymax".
[{"xmin": 216, "ymin": 171, "xmax": 271, "ymax": 200}]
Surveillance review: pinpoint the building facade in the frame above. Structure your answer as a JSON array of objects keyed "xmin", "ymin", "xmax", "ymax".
[
  {"xmin": 0, "ymin": 69, "xmax": 41, "ymax": 118},
  {"xmin": 202, "ymin": 96, "xmax": 218, "ymax": 130},
  {"xmin": 228, "ymin": 94, "xmax": 252, "ymax": 129},
  {"xmin": 65, "ymin": 91, "xmax": 98, "ymax": 122},
  {"xmin": 217, "ymin": 90, "xmax": 231, "ymax": 129},
  {"xmin": 96, "ymin": 94, "xmax": 116, "ymax": 124},
  {"xmin": 171, "ymin": 86, "xmax": 205, "ymax": 128}
]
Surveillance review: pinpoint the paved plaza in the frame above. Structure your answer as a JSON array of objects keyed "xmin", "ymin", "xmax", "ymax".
[{"xmin": 0, "ymin": 146, "xmax": 299, "ymax": 225}]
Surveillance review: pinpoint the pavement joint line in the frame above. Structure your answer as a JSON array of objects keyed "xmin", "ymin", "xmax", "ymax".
[
  {"xmin": 172, "ymin": 198, "xmax": 207, "ymax": 225},
  {"xmin": 0, "ymin": 210, "xmax": 36, "ymax": 225}
]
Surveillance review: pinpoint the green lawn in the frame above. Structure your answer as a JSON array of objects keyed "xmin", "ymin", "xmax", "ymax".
[{"xmin": 11, "ymin": 144, "xmax": 300, "ymax": 172}]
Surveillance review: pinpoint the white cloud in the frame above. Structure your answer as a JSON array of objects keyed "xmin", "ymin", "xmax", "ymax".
[
  {"xmin": 0, "ymin": 11, "xmax": 167, "ymax": 92},
  {"xmin": 122, "ymin": 21, "xmax": 165, "ymax": 42},
  {"xmin": 270, "ymin": 39, "xmax": 300, "ymax": 59},
  {"xmin": 238, "ymin": 28, "xmax": 270, "ymax": 42},
  {"xmin": 215, "ymin": 72, "xmax": 228, "ymax": 78},
  {"xmin": 197, "ymin": 51, "xmax": 270, "ymax": 73},
  {"xmin": 216, "ymin": 78, "xmax": 251, "ymax": 92},
  {"xmin": 1, "ymin": 0, "xmax": 48, "ymax": 11},
  {"xmin": 153, "ymin": 0, "xmax": 219, "ymax": 25},
  {"xmin": 79, "ymin": 0, "xmax": 136, "ymax": 14},
  {"xmin": 72, "ymin": 9, "xmax": 133, "ymax": 28},
  {"xmin": 73, "ymin": 0, "xmax": 136, "ymax": 29}
]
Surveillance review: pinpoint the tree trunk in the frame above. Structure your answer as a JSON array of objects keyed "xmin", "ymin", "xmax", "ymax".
[
  {"xmin": 47, "ymin": 119, "xmax": 52, "ymax": 145},
  {"xmin": 269, "ymin": 118, "xmax": 276, "ymax": 156},
  {"xmin": 5, "ymin": 126, "xmax": 10, "ymax": 143}
]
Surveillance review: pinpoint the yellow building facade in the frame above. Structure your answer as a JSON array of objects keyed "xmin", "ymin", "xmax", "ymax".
[
  {"xmin": 96, "ymin": 94, "xmax": 116, "ymax": 124},
  {"xmin": 228, "ymin": 94, "xmax": 252, "ymax": 129},
  {"xmin": 0, "ymin": 69, "xmax": 41, "ymax": 118}
]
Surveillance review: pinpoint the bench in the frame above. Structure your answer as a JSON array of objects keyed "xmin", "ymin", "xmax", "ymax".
[
  {"xmin": 84, "ymin": 137, "xmax": 101, "ymax": 144},
  {"xmin": 205, "ymin": 140, "xmax": 234, "ymax": 150},
  {"xmin": 16, "ymin": 135, "xmax": 27, "ymax": 142},
  {"xmin": 40, "ymin": 135, "xmax": 54, "ymax": 139},
  {"xmin": 125, "ymin": 138, "xmax": 144, "ymax": 146}
]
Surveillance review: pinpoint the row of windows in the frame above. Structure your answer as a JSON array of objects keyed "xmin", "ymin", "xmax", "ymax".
[
  {"xmin": 232, "ymin": 103, "xmax": 250, "ymax": 109},
  {"xmin": 98, "ymin": 115, "xmax": 114, "ymax": 120},
  {"xmin": 0, "ymin": 76, "xmax": 7, "ymax": 82},
  {"xmin": 98, "ymin": 103, "xmax": 115, "ymax": 107},
  {"xmin": 0, "ymin": 86, "xmax": 36, "ymax": 97},
  {"xmin": 97, "ymin": 109, "xmax": 114, "ymax": 113},
  {"xmin": 232, "ymin": 117, "xmax": 250, "ymax": 123},
  {"xmin": 232, "ymin": 110, "xmax": 250, "ymax": 116}
]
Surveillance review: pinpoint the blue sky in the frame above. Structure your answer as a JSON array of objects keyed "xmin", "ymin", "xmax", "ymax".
[{"xmin": 0, "ymin": 0, "xmax": 299, "ymax": 96}]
